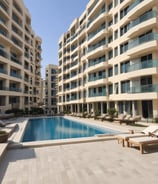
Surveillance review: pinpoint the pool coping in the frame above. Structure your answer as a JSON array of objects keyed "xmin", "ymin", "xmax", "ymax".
[{"xmin": 9, "ymin": 116, "xmax": 126, "ymax": 148}]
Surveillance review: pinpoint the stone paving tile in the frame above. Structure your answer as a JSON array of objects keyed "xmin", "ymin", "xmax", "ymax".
[{"xmin": 0, "ymin": 140, "xmax": 158, "ymax": 184}]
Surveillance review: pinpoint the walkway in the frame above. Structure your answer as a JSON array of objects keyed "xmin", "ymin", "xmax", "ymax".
[{"xmin": 0, "ymin": 140, "xmax": 158, "ymax": 184}]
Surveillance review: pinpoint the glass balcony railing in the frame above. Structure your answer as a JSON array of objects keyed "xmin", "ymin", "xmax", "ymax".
[
  {"xmin": 0, "ymin": 17, "xmax": 6, "ymax": 25},
  {"xmin": 128, "ymin": 0, "xmax": 144, "ymax": 12},
  {"xmin": 71, "ymin": 96, "xmax": 77, "ymax": 101},
  {"xmin": 0, "ymin": 68, "xmax": 7, "ymax": 74},
  {"xmin": 88, "ymin": 23, "xmax": 106, "ymax": 41},
  {"xmin": 11, "ymin": 37, "xmax": 22, "ymax": 48},
  {"xmin": 128, "ymin": 60, "xmax": 158, "ymax": 72},
  {"xmin": 88, "ymin": 91, "xmax": 106, "ymax": 97},
  {"xmin": 71, "ymin": 60, "xmax": 78, "ymax": 68},
  {"xmin": 87, "ymin": 6, "xmax": 106, "ymax": 27},
  {"xmin": 9, "ymin": 87, "xmax": 22, "ymax": 92},
  {"xmin": 0, "ymin": 2, "xmax": 8, "ymax": 14},
  {"xmin": 130, "ymin": 84, "xmax": 158, "ymax": 93},
  {"xmin": 0, "ymin": 48, "xmax": 8, "ymax": 58},
  {"xmin": 128, "ymin": 33, "xmax": 158, "ymax": 49},
  {"xmin": 71, "ymin": 85, "xmax": 77, "ymax": 89},
  {"xmin": 129, "ymin": 11, "xmax": 157, "ymax": 29},
  {"xmin": 10, "ymin": 72, "xmax": 22, "ymax": 79},
  {"xmin": 0, "ymin": 29, "xmax": 7, "ymax": 37},
  {"xmin": 88, "ymin": 39, "xmax": 106, "ymax": 53},
  {"xmin": 88, "ymin": 55, "xmax": 106, "ymax": 67},
  {"xmin": 88, "ymin": 0, "xmax": 98, "ymax": 15},
  {"xmin": 10, "ymin": 55, "xmax": 22, "ymax": 65},
  {"xmin": 88, "ymin": 74, "xmax": 106, "ymax": 82}
]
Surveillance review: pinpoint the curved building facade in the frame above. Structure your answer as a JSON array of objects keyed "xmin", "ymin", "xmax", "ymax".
[{"xmin": 58, "ymin": 0, "xmax": 158, "ymax": 120}]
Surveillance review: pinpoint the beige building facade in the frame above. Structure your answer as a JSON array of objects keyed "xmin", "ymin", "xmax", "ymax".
[
  {"xmin": 58, "ymin": 0, "xmax": 158, "ymax": 120},
  {"xmin": 0, "ymin": 0, "xmax": 42, "ymax": 113},
  {"xmin": 44, "ymin": 64, "xmax": 58, "ymax": 115}
]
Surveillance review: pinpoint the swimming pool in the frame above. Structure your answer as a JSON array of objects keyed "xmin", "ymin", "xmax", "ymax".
[{"xmin": 22, "ymin": 117, "xmax": 117, "ymax": 142}]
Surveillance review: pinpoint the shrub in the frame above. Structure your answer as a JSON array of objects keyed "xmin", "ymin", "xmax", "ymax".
[
  {"xmin": 155, "ymin": 117, "xmax": 158, "ymax": 123},
  {"xmin": 107, "ymin": 108, "xmax": 117, "ymax": 117}
]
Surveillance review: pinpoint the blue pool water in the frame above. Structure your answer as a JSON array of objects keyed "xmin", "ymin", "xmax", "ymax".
[{"xmin": 22, "ymin": 117, "xmax": 117, "ymax": 142}]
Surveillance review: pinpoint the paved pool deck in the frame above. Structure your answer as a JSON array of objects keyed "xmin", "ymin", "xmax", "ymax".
[{"xmin": 0, "ymin": 116, "xmax": 158, "ymax": 183}]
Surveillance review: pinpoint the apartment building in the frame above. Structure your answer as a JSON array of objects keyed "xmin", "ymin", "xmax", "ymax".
[
  {"xmin": 58, "ymin": 0, "xmax": 158, "ymax": 119},
  {"xmin": 44, "ymin": 64, "xmax": 58, "ymax": 115},
  {"xmin": 0, "ymin": 0, "xmax": 42, "ymax": 113}
]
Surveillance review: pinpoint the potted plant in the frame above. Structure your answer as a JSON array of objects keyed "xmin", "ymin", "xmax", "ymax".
[{"xmin": 0, "ymin": 131, "xmax": 9, "ymax": 143}]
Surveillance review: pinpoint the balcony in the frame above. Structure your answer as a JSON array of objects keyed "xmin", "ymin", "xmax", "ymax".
[
  {"xmin": 128, "ymin": 60, "xmax": 158, "ymax": 72},
  {"xmin": 0, "ymin": 1, "xmax": 9, "ymax": 17},
  {"xmin": 10, "ymin": 55, "xmax": 22, "ymax": 65},
  {"xmin": 128, "ymin": 0, "xmax": 144, "ymax": 12},
  {"xmin": 129, "ymin": 33, "xmax": 158, "ymax": 49},
  {"xmin": 88, "ymin": 23, "xmax": 106, "ymax": 41},
  {"xmin": 87, "ymin": 6, "xmax": 106, "ymax": 31},
  {"xmin": 0, "ymin": 47, "xmax": 8, "ymax": 58},
  {"xmin": 88, "ymin": 0, "xmax": 99, "ymax": 15},
  {"xmin": 127, "ymin": 33, "xmax": 158, "ymax": 56},
  {"xmin": 9, "ymin": 87, "xmax": 22, "ymax": 92},
  {"xmin": 130, "ymin": 84, "xmax": 158, "ymax": 93},
  {"xmin": 10, "ymin": 72, "xmax": 22, "ymax": 79},
  {"xmin": 127, "ymin": 0, "xmax": 155, "ymax": 19},
  {"xmin": 88, "ymin": 74, "xmax": 106, "ymax": 82},
  {"xmin": 0, "ymin": 67, "xmax": 7, "ymax": 74},
  {"xmin": 129, "ymin": 11, "xmax": 157, "ymax": 30}
]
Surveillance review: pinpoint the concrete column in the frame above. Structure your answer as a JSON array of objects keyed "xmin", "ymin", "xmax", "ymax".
[
  {"xmin": 132, "ymin": 101, "xmax": 136, "ymax": 116},
  {"xmin": 115, "ymin": 101, "xmax": 118, "ymax": 112},
  {"xmin": 92, "ymin": 103, "xmax": 95, "ymax": 113},
  {"xmin": 101, "ymin": 102, "xmax": 103, "ymax": 114},
  {"xmin": 153, "ymin": 99, "xmax": 158, "ymax": 118},
  {"xmin": 107, "ymin": 102, "xmax": 110, "ymax": 112},
  {"xmin": 87, "ymin": 103, "xmax": 89, "ymax": 114}
]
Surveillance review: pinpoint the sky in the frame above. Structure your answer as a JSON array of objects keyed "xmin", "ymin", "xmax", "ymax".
[{"xmin": 23, "ymin": 0, "xmax": 89, "ymax": 78}]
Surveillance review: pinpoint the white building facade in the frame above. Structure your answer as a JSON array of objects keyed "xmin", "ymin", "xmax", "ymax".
[{"xmin": 58, "ymin": 0, "xmax": 158, "ymax": 120}]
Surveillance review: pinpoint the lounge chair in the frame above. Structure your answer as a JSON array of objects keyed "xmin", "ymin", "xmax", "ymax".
[
  {"xmin": 0, "ymin": 123, "xmax": 18, "ymax": 137},
  {"xmin": 115, "ymin": 125, "xmax": 158, "ymax": 147},
  {"xmin": 113, "ymin": 114, "xmax": 126, "ymax": 122},
  {"xmin": 97, "ymin": 114, "xmax": 107, "ymax": 121},
  {"xmin": 120, "ymin": 115, "xmax": 141, "ymax": 125},
  {"xmin": 128, "ymin": 134, "xmax": 158, "ymax": 154},
  {"xmin": 0, "ymin": 120, "xmax": 6, "ymax": 127}
]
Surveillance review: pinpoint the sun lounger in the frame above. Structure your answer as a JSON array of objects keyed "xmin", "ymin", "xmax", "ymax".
[
  {"xmin": 115, "ymin": 125, "xmax": 158, "ymax": 147},
  {"xmin": 0, "ymin": 123, "xmax": 18, "ymax": 137},
  {"xmin": 128, "ymin": 136, "xmax": 158, "ymax": 154},
  {"xmin": 113, "ymin": 114, "xmax": 126, "ymax": 122},
  {"xmin": 120, "ymin": 115, "xmax": 141, "ymax": 125}
]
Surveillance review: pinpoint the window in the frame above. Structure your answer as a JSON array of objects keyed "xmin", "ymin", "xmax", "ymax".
[
  {"xmin": 114, "ymin": 13, "xmax": 118, "ymax": 24},
  {"xmin": 114, "ymin": 64, "xmax": 118, "ymax": 75},
  {"xmin": 120, "ymin": 6, "xmax": 129, "ymax": 19},
  {"xmin": 51, "ymin": 76, "xmax": 56, "ymax": 81},
  {"xmin": 108, "ymin": 35, "xmax": 113, "ymax": 43},
  {"xmin": 114, "ymin": 0, "xmax": 118, "ymax": 7},
  {"xmin": 114, "ymin": 47, "xmax": 118, "ymax": 57},
  {"xmin": 108, "ymin": 68, "xmax": 113, "ymax": 77},
  {"xmin": 121, "ymin": 80, "xmax": 130, "ymax": 93},
  {"xmin": 108, "ymin": 84, "xmax": 113, "ymax": 95},
  {"xmin": 114, "ymin": 83, "xmax": 118, "ymax": 94},
  {"xmin": 120, "ymin": 23, "xmax": 130, "ymax": 36},
  {"xmin": 120, "ymin": 42, "xmax": 128, "ymax": 54},
  {"xmin": 108, "ymin": 2, "xmax": 113, "ymax": 11},
  {"xmin": 114, "ymin": 30, "xmax": 118, "ymax": 39},
  {"xmin": 120, "ymin": 61, "xmax": 130, "ymax": 73},
  {"xmin": 141, "ymin": 54, "xmax": 152, "ymax": 68},
  {"xmin": 109, "ymin": 50, "xmax": 113, "ymax": 59},
  {"xmin": 51, "ymin": 69, "xmax": 57, "ymax": 74}
]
